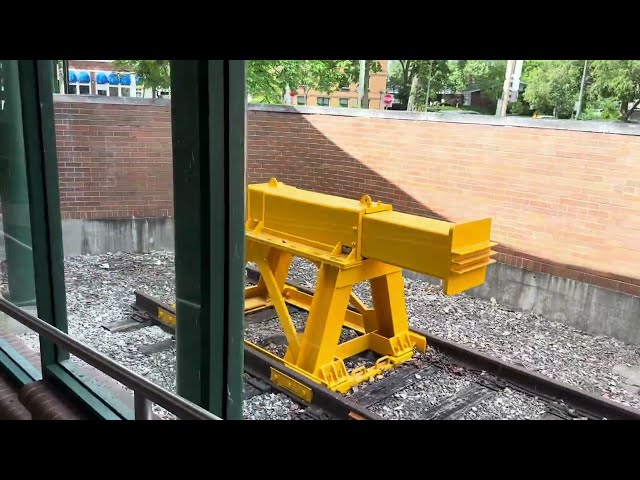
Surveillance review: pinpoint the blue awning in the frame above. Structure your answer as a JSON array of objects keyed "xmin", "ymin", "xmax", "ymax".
[
  {"xmin": 77, "ymin": 71, "xmax": 90, "ymax": 83},
  {"xmin": 108, "ymin": 73, "xmax": 120, "ymax": 85},
  {"xmin": 68, "ymin": 71, "xmax": 77, "ymax": 83},
  {"xmin": 96, "ymin": 73, "xmax": 109, "ymax": 84},
  {"xmin": 119, "ymin": 74, "xmax": 131, "ymax": 86},
  {"xmin": 135, "ymin": 75, "xmax": 141, "ymax": 84}
]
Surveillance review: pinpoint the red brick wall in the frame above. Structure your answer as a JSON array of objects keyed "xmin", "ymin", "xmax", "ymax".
[
  {"xmin": 246, "ymin": 110, "xmax": 640, "ymax": 296},
  {"xmin": 55, "ymin": 99, "xmax": 173, "ymax": 219},
  {"xmin": 52, "ymin": 97, "xmax": 640, "ymax": 295}
]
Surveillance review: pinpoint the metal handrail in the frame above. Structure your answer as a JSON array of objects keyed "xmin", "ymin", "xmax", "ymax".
[{"xmin": 0, "ymin": 296, "xmax": 220, "ymax": 420}]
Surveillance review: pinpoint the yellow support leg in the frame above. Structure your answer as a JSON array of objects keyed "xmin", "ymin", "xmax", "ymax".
[
  {"xmin": 253, "ymin": 247, "xmax": 300, "ymax": 362},
  {"xmin": 296, "ymin": 264, "xmax": 352, "ymax": 390},
  {"xmin": 245, "ymin": 244, "xmax": 293, "ymax": 313}
]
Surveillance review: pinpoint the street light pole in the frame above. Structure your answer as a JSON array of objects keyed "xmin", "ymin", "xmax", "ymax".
[{"xmin": 498, "ymin": 60, "xmax": 516, "ymax": 116}]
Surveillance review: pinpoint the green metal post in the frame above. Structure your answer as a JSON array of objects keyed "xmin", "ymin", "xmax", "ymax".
[
  {"xmin": 0, "ymin": 60, "xmax": 127, "ymax": 417},
  {"xmin": 16, "ymin": 60, "xmax": 69, "ymax": 366},
  {"xmin": 171, "ymin": 60, "xmax": 245, "ymax": 419},
  {"xmin": 0, "ymin": 60, "xmax": 37, "ymax": 308}
]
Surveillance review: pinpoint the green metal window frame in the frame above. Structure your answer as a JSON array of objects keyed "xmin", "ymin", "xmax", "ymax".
[
  {"xmin": 0, "ymin": 59, "xmax": 246, "ymax": 420},
  {"xmin": 171, "ymin": 60, "xmax": 245, "ymax": 419},
  {"xmin": 0, "ymin": 60, "xmax": 126, "ymax": 419}
]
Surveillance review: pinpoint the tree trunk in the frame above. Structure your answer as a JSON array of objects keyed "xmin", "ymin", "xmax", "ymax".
[
  {"xmin": 623, "ymin": 98, "xmax": 640, "ymax": 122},
  {"xmin": 425, "ymin": 76, "xmax": 432, "ymax": 110},
  {"xmin": 407, "ymin": 73, "xmax": 419, "ymax": 111},
  {"xmin": 362, "ymin": 61, "xmax": 371, "ymax": 109},
  {"xmin": 152, "ymin": 86, "xmax": 157, "ymax": 99},
  {"xmin": 620, "ymin": 100, "xmax": 629, "ymax": 120}
]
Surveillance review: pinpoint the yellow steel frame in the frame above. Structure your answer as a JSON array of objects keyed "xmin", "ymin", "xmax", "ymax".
[
  {"xmin": 243, "ymin": 178, "xmax": 497, "ymax": 394},
  {"xmin": 151, "ymin": 178, "xmax": 496, "ymax": 398},
  {"xmin": 245, "ymin": 242, "xmax": 425, "ymax": 393}
]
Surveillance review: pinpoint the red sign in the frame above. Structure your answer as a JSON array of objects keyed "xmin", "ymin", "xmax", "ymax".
[{"xmin": 383, "ymin": 94, "xmax": 393, "ymax": 106}]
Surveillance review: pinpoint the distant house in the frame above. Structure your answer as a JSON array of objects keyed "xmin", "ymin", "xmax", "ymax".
[{"xmin": 438, "ymin": 81, "xmax": 527, "ymax": 112}]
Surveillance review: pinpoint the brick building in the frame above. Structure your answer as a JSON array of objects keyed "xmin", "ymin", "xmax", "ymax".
[
  {"xmin": 62, "ymin": 60, "xmax": 168, "ymax": 99},
  {"xmin": 64, "ymin": 60, "xmax": 390, "ymax": 108},
  {"xmin": 291, "ymin": 60, "xmax": 389, "ymax": 109}
]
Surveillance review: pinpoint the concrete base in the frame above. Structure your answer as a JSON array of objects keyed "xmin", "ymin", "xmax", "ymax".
[
  {"xmin": 404, "ymin": 262, "xmax": 640, "ymax": 346},
  {"xmin": 62, "ymin": 217, "xmax": 174, "ymax": 256}
]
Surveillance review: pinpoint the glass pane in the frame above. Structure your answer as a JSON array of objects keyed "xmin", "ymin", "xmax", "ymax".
[
  {"xmin": 97, "ymin": 89, "xmax": 107, "ymax": 96},
  {"xmin": 68, "ymin": 84, "xmax": 77, "ymax": 94},
  {"xmin": 79, "ymin": 85, "xmax": 90, "ymax": 95},
  {"xmin": 0, "ymin": 60, "xmax": 39, "ymax": 340},
  {"xmin": 55, "ymin": 60, "xmax": 177, "ymax": 403}
]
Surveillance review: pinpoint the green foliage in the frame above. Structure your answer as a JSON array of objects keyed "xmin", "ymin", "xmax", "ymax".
[
  {"xmin": 246, "ymin": 61, "xmax": 287, "ymax": 103},
  {"xmin": 246, "ymin": 60, "xmax": 373, "ymax": 104},
  {"xmin": 522, "ymin": 60, "xmax": 583, "ymax": 118},
  {"xmin": 581, "ymin": 97, "xmax": 622, "ymax": 120},
  {"xmin": 419, "ymin": 60, "xmax": 450, "ymax": 104},
  {"xmin": 589, "ymin": 60, "xmax": 640, "ymax": 119},
  {"xmin": 342, "ymin": 60, "xmax": 382, "ymax": 84},
  {"xmin": 112, "ymin": 60, "xmax": 170, "ymax": 97},
  {"xmin": 389, "ymin": 60, "xmax": 450, "ymax": 108},
  {"xmin": 445, "ymin": 60, "xmax": 506, "ymax": 100},
  {"xmin": 509, "ymin": 95, "xmax": 532, "ymax": 116}
]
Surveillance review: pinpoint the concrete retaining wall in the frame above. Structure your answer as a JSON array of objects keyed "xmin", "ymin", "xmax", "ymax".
[
  {"xmin": 61, "ymin": 218, "xmax": 174, "ymax": 257},
  {"xmin": 405, "ymin": 263, "xmax": 640, "ymax": 345}
]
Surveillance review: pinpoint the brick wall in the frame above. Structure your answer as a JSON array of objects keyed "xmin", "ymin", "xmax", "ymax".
[
  {"xmin": 246, "ymin": 108, "xmax": 640, "ymax": 296},
  {"xmin": 55, "ymin": 98, "xmax": 173, "ymax": 219},
  {"xmin": 52, "ymin": 96, "xmax": 640, "ymax": 296}
]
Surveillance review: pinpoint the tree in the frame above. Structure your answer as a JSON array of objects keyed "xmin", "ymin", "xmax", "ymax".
[
  {"xmin": 338, "ymin": 60, "xmax": 382, "ymax": 108},
  {"xmin": 446, "ymin": 60, "xmax": 507, "ymax": 101},
  {"xmin": 287, "ymin": 60, "xmax": 353, "ymax": 105},
  {"xmin": 420, "ymin": 60, "xmax": 449, "ymax": 108},
  {"xmin": 112, "ymin": 60, "xmax": 170, "ymax": 98},
  {"xmin": 589, "ymin": 60, "xmax": 640, "ymax": 121},
  {"xmin": 388, "ymin": 60, "xmax": 448, "ymax": 110},
  {"xmin": 522, "ymin": 60, "xmax": 583, "ymax": 118},
  {"xmin": 388, "ymin": 60, "xmax": 421, "ymax": 108},
  {"xmin": 246, "ymin": 60, "xmax": 354, "ymax": 105},
  {"xmin": 246, "ymin": 60, "xmax": 288, "ymax": 103}
]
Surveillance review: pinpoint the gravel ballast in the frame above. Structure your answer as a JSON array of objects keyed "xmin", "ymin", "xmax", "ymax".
[
  {"xmin": 286, "ymin": 257, "xmax": 640, "ymax": 410},
  {"xmin": 4, "ymin": 252, "xmax": 639, "ymax": 419}
]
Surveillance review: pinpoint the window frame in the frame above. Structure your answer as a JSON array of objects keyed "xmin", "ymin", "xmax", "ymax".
[{"xmin": 0, "ymin": 59, "xmax": 246, "ymax": 420}]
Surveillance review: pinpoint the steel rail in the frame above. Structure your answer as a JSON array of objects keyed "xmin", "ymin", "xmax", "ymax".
[
  {"xmin": 244, "ymin": 266, "xmax": 640, "ymax": 421},
  {"xmin": 0, "ymin": 296, "xmax": 220, "ymax": 420}
]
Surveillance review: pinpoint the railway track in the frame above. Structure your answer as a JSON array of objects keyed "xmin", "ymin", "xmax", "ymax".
[{"xmin": 110, "ymin": 267, "xmax": 640, "ymax": 421}]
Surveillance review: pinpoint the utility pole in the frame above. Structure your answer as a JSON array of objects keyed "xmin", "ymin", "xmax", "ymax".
[
  {"xmin": 358, "ymin": 60, "xmax": 365, "ymax": 108},
  {"xmin": 576, "ymin": 60, "xmax": 589, "ymax": 119},
  {"xmin": 497, "ymin": 59, "xmax": 516, "ymax": 116}
]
